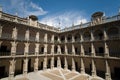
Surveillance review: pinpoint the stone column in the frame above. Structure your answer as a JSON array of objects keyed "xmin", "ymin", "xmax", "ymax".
[
  {"xmin": 64, "ymin": 57, "xmax": 68, "ymax": 70},
  {"xmin": 51, "ymin": 34, "xmax": 54, "ymax": 43},
  {"xmin": 91, "ymin": 59, "xmax": 96, "ymax": 77},
  {"xmin": 34, "ymin": 58, "xmax": 39, "ymax": 72},
  {"xmin": 51, "ymin": 57, "xmax": 54, "ymax": 69},
  {"xmin": 35, "ymin": 43, "xmax": 39, "ymax": 55},
  {"xmin": 104, "ymin": 28, "xmax": 108, "ymax": 40},
  {"xmin": 58, "ymin": 37, "xmax": 61, "ymax": 43},
  {"xmin": 72, "ymin": 57, "xmax": 75, "ymax": 71},
  {"xmin": 35, "ymin": 32, "xmax": 39, "ymax": 42},
  {"xmin": 0, "ymin": 25, "xmax": 3, "ymax": 38},
  {"xmin": 105, "ymin": 60, "xmax": 111, "ymax": 80},
  {"xmin": 104, "ymin": 42, "xmax": 109, "ymax": 57},
  {"xmin": 57, "ymin": 56, "xmax": 61, "ymax": 68},
  {"xmin": 72, "ymin": 44, "xmax": 75, "ymax": 55},
  {"xmin": 81, "ymin": 43, "xmax": 84, "ymax": 56},
  {"xmin": 57, "ymin": 45, "xmax": 61, "ymax": 54},
  {"xmin": 9, "ymin": 59, "xmax": 16, "ymax": 80},
  {"xmin": 80, "ymin": 58, "xmax": 85, "ymax": 74},
  {"xmin": 23, "ymin": 58, "xmax": 28, "ymax": 76},
  {"xmin": 65, "ymin": 36, "xmax": 67, "ymax": 43},
  {"xmin": 80, "ymin": 33, "xmax": 83, "ymax": 42},
  {"xmin": 25, "ymin": 29, "xmax": 29, "ymax": 41},
  {"xmin": 24, "ymin": 43, "xmax": 30, "ymax": 55},
  {"xmin": 44, "ymin": 33, "xmax": 48, "ymax": 43},
  {"xmin": 65, "ymin": 44, "xmax": 68, "ymax": 54},
  {"xmin": 44, "ymin": 44, "xmax": 48, "ymax": 54},
  {"xmin": 11, "ymin": 41, "xmax": 17, "ymax": 56},
  {"xmin": 12, "ymin": 27, "xmax": 17, "ymax": 40},
  {"xmin": 43, "ymin": 57, "xmax": 47, "ymax": 70},
  {"xmin": 91, "ymin": 29, "xmax": 94, "ymax": 41},
  {"xmin": 91, "ymin": 42, "xmax": 95, "ymax": 56},
  {"xmin": 72, "ymin": 35, "xmax": 75, "ymax": 42},
  {"xmin": 51, "ymin": 44, "xmax": 54, "ymax": 54}
]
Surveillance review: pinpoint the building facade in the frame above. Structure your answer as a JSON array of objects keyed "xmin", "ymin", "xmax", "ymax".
[{"xmin": 0, "ymin": 8, "xmax": 120, "ymax": 80}]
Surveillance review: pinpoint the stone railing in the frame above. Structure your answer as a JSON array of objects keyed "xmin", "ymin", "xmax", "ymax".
[{"xmin": 0, "ymin": 11, "xmax": 60, "ymax": 32}]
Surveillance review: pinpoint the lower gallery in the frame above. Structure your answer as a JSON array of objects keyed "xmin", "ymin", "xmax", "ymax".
[{"xmin": 0, "ymin": 8, "xmax": 120, "ymax": 80}]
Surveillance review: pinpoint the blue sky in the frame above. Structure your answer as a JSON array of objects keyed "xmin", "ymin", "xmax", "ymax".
[{"xmin": 0, "ymin": 0, "xmax": 120, "ymax": 28}]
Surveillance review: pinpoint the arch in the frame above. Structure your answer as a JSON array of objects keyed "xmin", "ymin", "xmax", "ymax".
[
  {"xmin": 67, "ymin": 34, "xmax": 72, "ymax": 42},
  {"xmin": 60, "ymin": 35, "xmax": 65, "ymax": 42},
  {"xmin": 74, "ymin": 33, "xmax": 80, "ymax": 42},
  {"xmin": 107, "ymin": 27, "xmax": 119, "ymax": 39},
  {"xmin": 29, "ymin": 43, "xmax": 35, "ymax": 55},
  {"xmin": 83, "ymin": 31, "xmax": 91, "ymax": 41},
  {"xmin": 0, "ymin": 41, "xmax": 11, "ymax": 56},
  {"xmin": 16, "ymin": 42, "xmax": 25, "ymax": 55},
  {"xmin": 94, "ymin": 29, "xmax": 103, "ymax": 40}
]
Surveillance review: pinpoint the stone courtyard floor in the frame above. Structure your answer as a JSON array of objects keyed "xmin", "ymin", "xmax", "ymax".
[{"xmin": 1, "ymin": 68, "xmax": 104, "ymax": 80}]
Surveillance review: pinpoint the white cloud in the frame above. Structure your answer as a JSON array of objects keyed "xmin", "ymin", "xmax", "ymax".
[
  {"xmin": 9, "ymin": 0, "xmax": 47, "ymax": 17},
  {"xmin": 40, "ymin": 11, "xmax": 87, "ymax": 29}
]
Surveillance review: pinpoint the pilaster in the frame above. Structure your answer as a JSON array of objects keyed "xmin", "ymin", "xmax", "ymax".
[{"xmin": 81, "ymin": 43, "xmax": 84, "ymax": 56}]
